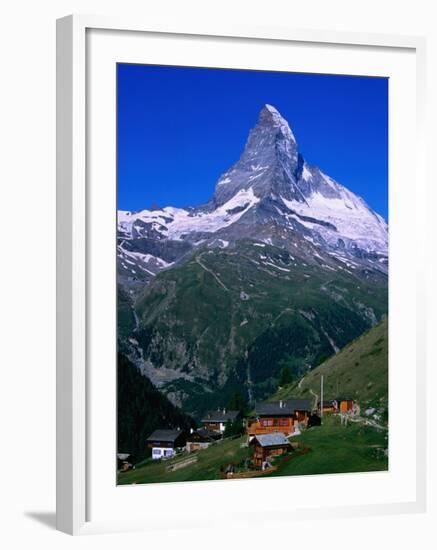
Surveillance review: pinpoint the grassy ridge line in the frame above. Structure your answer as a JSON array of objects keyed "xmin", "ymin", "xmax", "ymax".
[{"xmin": 273, "ymin": 318, "xmax": 388, "ymax": 414}]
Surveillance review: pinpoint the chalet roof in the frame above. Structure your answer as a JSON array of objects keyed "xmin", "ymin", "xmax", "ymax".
[
  {"xmin": 255, "ymin": 399, "xmax": 312, "ymax": 416},
  {"xmin": 201, "ymin": 409, "xmax": 239, "ymax": 423},
  {"xmin": 253, "ymin": 433, "xmax": 291, "ymax": 448},
  {"xmin": 117, "ymin": 453, "xmax": 130, "ymax": 460},
  {"xmin": 318, "ymin": 400, "xmax": 336, "ymax": 407},
  {"xmin": 186, "ymin": 428, "xmax": 219, "ymax": 442},
  {"xmin": 197, "ymin": 428, "xmax": 222, "ymax": 439},
  {"xmin": 146, "ymin": 429, "xmax": 184, "ymax": 443}
]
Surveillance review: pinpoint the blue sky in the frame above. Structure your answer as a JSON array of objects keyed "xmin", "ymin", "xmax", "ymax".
[{"xmin": 117, "ymin": 64, "xmax": 388, "ymax": 220}]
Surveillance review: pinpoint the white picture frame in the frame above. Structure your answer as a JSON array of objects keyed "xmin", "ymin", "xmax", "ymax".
[{"xmin": 56, "ymin": 14, "xmax": 427, "ymax": 535}]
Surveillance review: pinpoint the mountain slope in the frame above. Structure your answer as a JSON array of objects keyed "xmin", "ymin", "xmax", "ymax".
[
  {"xmin": 273, "ymin": 318, "xmax": 388, "ymax": 416},
  {"xmin": 128, "ymin": 241, "xmax": 387, "ymax": 417},
  {"xmin": 117, "ymin": 353, "xmax": 195, "ymax": 460}
]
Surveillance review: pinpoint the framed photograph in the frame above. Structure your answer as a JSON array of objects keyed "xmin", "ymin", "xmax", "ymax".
[{"xmin": 56, "ymin": 15, "xmax": 427, "ymax": 535}]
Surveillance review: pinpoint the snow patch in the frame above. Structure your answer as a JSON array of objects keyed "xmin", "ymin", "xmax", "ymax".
[
  {"xmin": 264, "ymin": 261, "xmax": 290, "ymax": 272},
  {"xmin": 302, "ymin": 164, "xmax": 312, "ymax": 181},
  {"xmin": 217, "ymin": 177, "xmax": 231, "ymax": 185},
  {"xmin": 322, "ymin": 264, "xmax": 337, "ymax": 272},
  {"xmin": 281, "ymin": 187, "xmax": 388, "ymax": 254},
  {"xmin": 118, "ymin": 187, "xmax": 260, "ymax": 241}
]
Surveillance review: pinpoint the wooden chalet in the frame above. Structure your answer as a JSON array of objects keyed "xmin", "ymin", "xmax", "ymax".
[
  {"xmin": 146, "ymin": 429, "xmax": 186, "ymax": 460},
  {"xmin": 186, "ymin": 428, "xmax": 221, "ymax": 453},
  {"xmin": 318, "ymin": 399, "xmax": 337, "ymax": 413},
  {"xmin": 250, "ymin": 433, "xmax": 291, "ymax": 469},
  {"xmin": 334, "ymin": 397, "xmax": 355, "ymax": 413},
  {"xmin": 201, "ymin": 409, "xmax": 240, "ymax": 434},
  {"xmin": 247, "ymin": 399, "xmax": 312, "ymax": 437}
]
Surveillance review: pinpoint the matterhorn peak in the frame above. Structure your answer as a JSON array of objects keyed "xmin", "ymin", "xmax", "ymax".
[
  {"xmin": 258, "ymin": 104, "xmax": 296, "ymax": 142},
  {"xmin": 119, "ymin": 103, "xmax": 388, "ymax": 273},
  {"xmin": 211, "ymin": 104, "xmax": 300, "ymax": 207},
  {"xmin": 240, "ymin": 104, "xmax": 299, "ymax": 167}
]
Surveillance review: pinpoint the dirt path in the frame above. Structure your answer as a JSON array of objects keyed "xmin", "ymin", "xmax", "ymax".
[
  {"xmin": 271, "ymin": 308, "xmax": 293, "ymax": 326},
  {"xmin": 309, "ymin": 388, "xmax": 318, "ymax": 409},
  {"xmin": 350, "ymin": 416, "xmax": 388, "ymax": 431},
  {"xmin": 195, "ymin": 254, "xmax": 229, "ymax": 291}
]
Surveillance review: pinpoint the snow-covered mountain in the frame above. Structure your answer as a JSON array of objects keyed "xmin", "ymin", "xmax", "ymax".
[
  {"xmin": 118, "ymin": 105, "xmax": 388, "ymax": 287},
  {"xmin": 117, "ymin": 105, "xmax": 389, "ymax": 414}
]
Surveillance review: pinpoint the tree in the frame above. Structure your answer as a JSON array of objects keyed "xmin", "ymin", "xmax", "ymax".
[
  {"xmin": 223, "ymin": 418, "xmax": 245, "ymax": 438},
  {"xmin": 223, "ymin": 419, "xmax": 233, "ymax": 438},
  {"xmin": 278, "ymin": 366, "xmax": 292, "ymax": 387},
  {"xmin": 228, "ymin": 391, "xmax": 248, "ymax": 415}
]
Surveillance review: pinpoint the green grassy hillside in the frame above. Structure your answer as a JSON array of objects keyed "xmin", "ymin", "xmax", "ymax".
[
  {"xmin": 265, "ymin": 415, "xmax": 388, "ymax": 477},
  {"xmin": 117, "ymin": 415, "xmax": 387, "ymax": 485},
  {"xmin": 274, "ymin": 318, "xmax": 388, "ymax": 419},
  {"xmin": 118, "ymin": 434, "xmax": 249, "ymax": 485}
]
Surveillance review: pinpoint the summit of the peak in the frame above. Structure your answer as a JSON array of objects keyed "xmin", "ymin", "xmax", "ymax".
[
  {"xmin": 260, "ymin": 104, "xmax": 284, "ymax": 120},
  {"xmin": 264, "ymin": 104, "xmax": 280, "ymax": 114},
  {"xmin": 258, "ymin": 104, "xmax": 295, "ymax": 141}
]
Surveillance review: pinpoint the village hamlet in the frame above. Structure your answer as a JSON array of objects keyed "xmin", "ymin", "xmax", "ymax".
[{"xmin": 116, "ymin": 389, "xmax": 384, "ymax": 484}]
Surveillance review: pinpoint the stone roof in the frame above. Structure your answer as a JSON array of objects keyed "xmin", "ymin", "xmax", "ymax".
[
  {"xmin": 253, "ymin": 433, "xmax": 291, "ymax": 448},
  {"xmin": 201, "ymin": 410, "xmax": 239, "ymax": 423},
  {"xmin": 146, "ymin": 429, "xmax": 184, "ymax": 443},
  {"xmin": 255, "ymin": 399, "xmax": 311, "ymax": 416}
]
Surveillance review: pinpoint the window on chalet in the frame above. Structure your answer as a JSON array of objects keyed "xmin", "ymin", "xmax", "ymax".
[
  {"xmin": 279, "ymin": 418, "xmax": 289, "ymax": 426},
  {"xmin": 261, "ymin": 419, "xmax": 274, "ymax": 427}
]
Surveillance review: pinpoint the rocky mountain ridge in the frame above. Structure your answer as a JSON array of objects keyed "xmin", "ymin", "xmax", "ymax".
[{"xmin": 118, "ymin": 104, "xmax": 387, "ymax": 291}]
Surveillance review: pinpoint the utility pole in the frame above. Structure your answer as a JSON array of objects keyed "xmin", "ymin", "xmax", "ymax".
[{"xmin": 320, "ymin": 375, "xmax": 324, "ymax": 423}]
